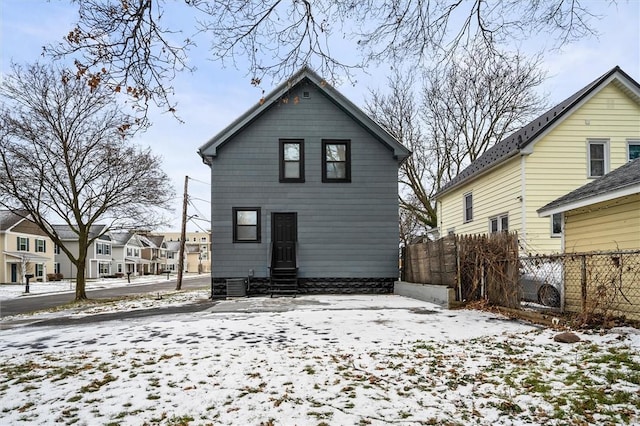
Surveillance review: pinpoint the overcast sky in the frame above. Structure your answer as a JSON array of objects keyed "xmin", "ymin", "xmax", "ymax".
[{"xmin": 1, "ymin": 0, "xmax": 639, "ymax": 232}]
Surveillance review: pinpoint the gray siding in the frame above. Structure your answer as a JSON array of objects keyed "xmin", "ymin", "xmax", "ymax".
[{"xmin": 209, "ymin": 83, "xmax": 400, "ymax": 279}]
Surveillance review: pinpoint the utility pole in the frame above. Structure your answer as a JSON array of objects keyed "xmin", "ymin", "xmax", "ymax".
[{"xmin": 176, "ymin": 175, "xmax": 188, "ymax": 290}]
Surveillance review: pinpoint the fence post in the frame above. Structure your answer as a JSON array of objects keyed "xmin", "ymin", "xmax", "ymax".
[{"xmin": 581, "ymin": 255, "xmax": 587, "ymax": 313}]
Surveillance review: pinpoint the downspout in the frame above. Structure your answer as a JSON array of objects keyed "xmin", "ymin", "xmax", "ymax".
[{"xmin": 519, "ymin": 155, "xmax": 527, "ymax": 249}]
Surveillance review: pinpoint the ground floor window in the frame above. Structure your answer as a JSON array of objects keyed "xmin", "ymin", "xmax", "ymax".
[
  {"xmin": 489, "ymin": 214, "xmax": 509, "ymax": 233},
  {"xmin": 117, "ymin": 263, "xmax": 123, "ymax": 273},
  {"xmin": 551, "ymin": 213, "xmax": 563, "ymax": 236},
  {"xmin": 54, "ymin": 263, "xmax": 60, "ymax": 274},
  {"xmin": 99, "ymin": 263, "xmax": 110, "ymax": 275},
  {"xmin": 35, "ymin": 264, "xmax": 44, "ymax": 277},
  {"xmin": 233, "ymin": 207, "xmax": 261, "ymax": 243}
]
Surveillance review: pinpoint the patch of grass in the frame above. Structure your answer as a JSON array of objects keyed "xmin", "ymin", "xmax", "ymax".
[
  {"xmin": 166, "ymin": 414, "xmax": 195, "ymax": 426},
  {"xmin": 79, "ymin": 373, "xmax": 117, "ymax": 392},
  {"xmin": 67, "ymin": 395, "xmax": 82, "ymax": 403},
  {"xmin": 303, "ymin": 365, "xmax": 316, "ymax": 375},
  {"xmin": 147, "ymin": 394, "xmax": 161, "ymax": 400},
  {"xmin": 307, "ymin": 411, "xmax": 333, "ymax": 420}
]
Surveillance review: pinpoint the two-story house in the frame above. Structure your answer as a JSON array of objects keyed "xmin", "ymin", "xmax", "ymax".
[
  {"xmin": 198, "ymin": 67, "xmax": 411, "ymax": 296},
  {"xmin": 52, "ymin": 224, "xmax": 112, "ymax": 279},
  {"xmin": 110, "ymin": 231, "xmax": 146, "ymax": 276},
  {"xmin": 435, "ymin": 66, "xmax": 640, "ymax": 255},
  {"xmin": 138, "ymin": 233, "xmax": 166, "ymax": 275},
  {"xmin": 161, "ymin": 231, "xmax": 211, "ymax": 273},
  {"xmin": 1, "ymin": 210, "xmax": 55, "ymax": 283}
]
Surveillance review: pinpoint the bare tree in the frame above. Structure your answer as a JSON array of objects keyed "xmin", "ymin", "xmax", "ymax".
[
  {"xmin": 0, "ymin": 63, "xmax": 175, "ymax": 300},
  {"xmin": 46, "ymin": 0, "xmax": 610, "ymax": 118},
  {"xmin": 424, "ymin": 43, "xmax": 548, "ymax": 187},
  {"xmin": 367, "ymin": 46, "xmax": 547, "ymax": 237}
]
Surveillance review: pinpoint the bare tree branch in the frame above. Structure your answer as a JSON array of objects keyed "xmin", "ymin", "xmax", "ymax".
[{"xmin": 45, "ymin": 0, "xmax": 611, "ymax": 120}]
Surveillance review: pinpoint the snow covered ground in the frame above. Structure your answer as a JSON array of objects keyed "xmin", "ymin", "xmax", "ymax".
[
  {"xmin": 0, "ymin": 274, "xmax": 186, "ymax": 300},
  {"xmin": 1, "ymin": 291, "xmax": 639, "ymax": 425}
]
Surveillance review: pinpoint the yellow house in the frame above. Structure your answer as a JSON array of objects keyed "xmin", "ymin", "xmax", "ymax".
[
  {"xmin": 538, "ymin": 158, "xmax": 640, "ymax": 320},
  {"xmin": 0, "ymin": 210, "xmax": 55, "ymax": 284},
  {"xmin": 161, "ymin": 231, "xmax": 211, "ymax": 273},
  {"xmin": 435, "ymin": 66, "xmax": 640, "ymax": 255}
]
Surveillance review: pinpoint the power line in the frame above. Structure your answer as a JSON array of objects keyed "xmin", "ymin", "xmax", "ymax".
[{"xmin": 187, "ymin": 176, "xmax": 210, "ymax": 186}]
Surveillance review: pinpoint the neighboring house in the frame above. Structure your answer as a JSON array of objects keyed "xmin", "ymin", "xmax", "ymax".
[
  {"xmin": 435, "ymin": 66, "xmax": 640, "ymax": 255},
  {"xmin": 138, "ymin": 234, "xmax": 166, "ymax": 275},
  {"xmin": 110, "ymin": 231, "xmax": 146, "ymax": 275},
  {"xmin": 52, "ymin": 224, "xmax": 112, "ymax": 279},
  {"xmin": 0, "ymin": 210, "xmax": 55, "ymax": 283},
  {"xmin": 198, "ymin": 67, "xmax": 411, "ymax": 295},
  {"xmin": 161, "ymin": 231, "xmax": 211, "ymax": 273},
  {"xmin": 162, "ymin": 240, "xmax": 181, "ymax": 273},
  {"xmin": 538, "ymin": 158, "xmax": 640, "ymax": 320},
  {"xmin": 538, "ymin": 157, "xmax": 640, "ymax": 253}
]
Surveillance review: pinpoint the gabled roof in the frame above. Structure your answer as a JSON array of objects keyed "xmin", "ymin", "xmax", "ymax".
[
  {"xmin": 436, "ymin": 66, "xmax": 640, "ymax": 198},
  {"xmin": 164, "ymin": 241, "xmax": 181, "ymax": 252},
  {"xmin": 538, "ymin": 158, "xmax": 640, "ymax": 216},
  {"xmin": 198, "ymin": 66, "xmax": 411, "ymax": 163},
  {"xmin": 110, "ymin": 231, "xmax": 141, "ymax": 247},
  {"xmin": 52, "ymin": 224, "xmax": 110, "ymax": 241},
  {"xmin": 0, "ymin": 210, "xmax": 29, "ymax": 231}
]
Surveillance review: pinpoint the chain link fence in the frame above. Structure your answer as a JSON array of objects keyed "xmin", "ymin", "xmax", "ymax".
[{"xmin": 520, "ymin": 250, "xmax": 640, "ymax": 322}]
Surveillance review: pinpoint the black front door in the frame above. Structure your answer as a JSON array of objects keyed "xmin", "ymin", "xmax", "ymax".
[
  {"xmin": 10, "ymin": 263, "xmax": 18, "ymax": 283},
  {"xmin": 272, "ymin": 213, "xmax": 297, "ymax": 269}
]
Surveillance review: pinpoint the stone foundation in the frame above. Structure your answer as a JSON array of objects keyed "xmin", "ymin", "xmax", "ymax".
[{"xmin": 211, "ymin": 277, "xmax": 396, "ymax": 297}]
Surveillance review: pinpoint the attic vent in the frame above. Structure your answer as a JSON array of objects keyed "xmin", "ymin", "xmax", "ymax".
[{"xmin": 302, "ymin": 91, "xmax": 310, "ymax": 98}]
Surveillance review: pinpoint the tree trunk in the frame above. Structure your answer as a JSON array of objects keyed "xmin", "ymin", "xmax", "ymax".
[
  {"xmin": 75, "ymin": 261, "xmax": 88, "ymax": 300},
  {"xmin": 75, "ymin": 231, "xmax": 90, "ymax": 301}
]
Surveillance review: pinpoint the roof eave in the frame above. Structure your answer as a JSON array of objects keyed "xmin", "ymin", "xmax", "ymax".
[{"xmin": 538, "ymin": 183, "xmax": 640, "ymax": 217}]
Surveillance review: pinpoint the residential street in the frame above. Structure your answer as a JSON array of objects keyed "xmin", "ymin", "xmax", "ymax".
[{"xmin": 0, "ymin": 275, "xmax": 210, "ymax": 318}]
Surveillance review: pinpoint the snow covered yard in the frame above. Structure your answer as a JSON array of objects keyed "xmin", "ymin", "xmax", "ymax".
[{"xmin": 1, "ymin": 293, "xmax": 639, "ymax": 425}]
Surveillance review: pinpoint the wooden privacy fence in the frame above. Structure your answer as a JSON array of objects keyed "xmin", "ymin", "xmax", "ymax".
[{"xmin": 402, "ymin": 232, "xmax": 520, "ymax": 308}]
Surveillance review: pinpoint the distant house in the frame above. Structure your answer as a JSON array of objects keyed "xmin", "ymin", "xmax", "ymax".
[
  {"xmin": 110, "ymin": 231, "xmax": 146, "ymax": 276},
  {"xmin": 161, "ymin": 231, "xmax": 211, "ymax": 273},
  {"xmin": 435, "ymin": 66, "xmax": 640, "ymax": 255},
  {"xmin": 538, "ymin": 157, "xmax": 640, "ymax": 253},
  {"xmin": 52, "ymin": 224, "xmax": 112, "ymax": 279},
  {"xmin": 162, "ymin": 240, "xmax": 180, "ymax": 273},
  {"xmin": 138, "ymin": 234, "xmax": 166, "ymax": 275},
  {"xmin": 198, "ymin": 67, "xmax": 410, "ymax": 296},
  {"xmin": 0, "ymin": 210, "xmax": 55, "ymax": 283}
]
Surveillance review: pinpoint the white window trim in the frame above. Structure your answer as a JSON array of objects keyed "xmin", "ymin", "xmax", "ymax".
[
  {"xmin": 627, "ymin": 139, "xmax": 640, "ymax": 161},
  {"xmin": 463, "ymin": 192, "xmax": 473, "ymax": 223},
  {"xmin": 488, "ymin": 213, "xmax": 509, "ymax": 233},
  {"xmin": 587, "ymin": 139, "xmax": 609, "ymax": 178}
]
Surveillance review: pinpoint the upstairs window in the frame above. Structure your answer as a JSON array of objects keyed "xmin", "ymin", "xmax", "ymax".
[
  {"xmin": 280, "ymin": 139, "xmax": 305, "ymax": 182},
  {"xmin": 322, "ymin": 140, "xmax": 351, "ymax": 183},
  {"xmin": 628, "ymin": 140, "xmax": 640, "ymax": 161},
  {"xmin": 463, "ymin": 193, "xmax": 473, "ymax": 223},
  {"xmin": 233, "ymin": 208, "xmax": 261, "ymax": 243},
  {"xmin": 54, "ymin": 244, "xmax": 60, "ymax": 254},
  {"xmin": 35, "ymin": 239, "xmax": 46, "ymax": 253},
  {"xmin": 489, "ymin": 214, "xmax": 509, "ymax": 233},
  {"xmin": 96, "ymin": 242, "xmax": 111, "ymax": 255},
  {"xmin": 587, "ymin": 139, "xmax": 608, "ymax": 177},
  {"xmin": 17, "ymin": 237, "xmax": 29, "ymax": 251}
]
